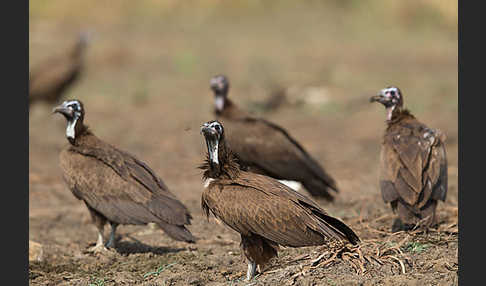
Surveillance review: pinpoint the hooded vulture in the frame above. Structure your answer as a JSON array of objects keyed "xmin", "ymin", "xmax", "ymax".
[
  {"xmin": 370, "ymin": 86, "xmax": 448, "ymax": 232},
  {"xmin": 200, "ymin": 120, "xmax": 359, "ymax": 280},
  {"xmin": 29, "ymin": 32, "xmax": 90, "ymax": 108},
  {"xmin": 53, "ymin": 99, "xmax": 195, "ymax": 252},
  {"xmin": 209, "ymin": 75, "xmax": 339, "ymax": 201}
]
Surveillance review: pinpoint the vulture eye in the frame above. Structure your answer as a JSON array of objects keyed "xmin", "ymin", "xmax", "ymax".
[
  {"xmin": 389, "ymin": 90, "xmax": 396, "ymax": 96},
  {"xmin": 214, "ymin": 125, "xmax": 221, "ymax": 132}
]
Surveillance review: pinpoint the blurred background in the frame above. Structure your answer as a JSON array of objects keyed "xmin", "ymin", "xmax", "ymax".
[{"xmin": 29, "ymin": 1, "xmax": 457, "ymax": 285}]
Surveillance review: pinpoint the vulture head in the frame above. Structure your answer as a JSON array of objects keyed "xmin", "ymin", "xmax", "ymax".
[
  {"xmin": 210, "ymin": 75, "xmax": 230, "ymax": 113},
  {"xmin": 370, "ymin": 86, "xmax": 403, "ymax": 121},
  {"xmin": 53, "ymin": 99, "xmax": 85, "ymax": 144},
  {"xmin": 201, "ymin": 120, "xmax": 225, "ymax": 176}
]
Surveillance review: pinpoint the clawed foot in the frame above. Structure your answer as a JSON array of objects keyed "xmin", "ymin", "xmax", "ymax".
[
  {"xmin": 86, "ymin": 243, "xmax": 110, "ymax": 253},
  {"xmin": 105, "ymin": 239, "xmax": 116, "ymax": 249},
  {"xmin": 391, "ymin": 219, "xmax": 416, "ymax": 233}
]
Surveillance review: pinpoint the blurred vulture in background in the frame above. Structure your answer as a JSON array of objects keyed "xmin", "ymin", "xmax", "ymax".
[
  {"xmin": 29, "ymin": 32, "xmax": 91, "ymax": 108},
  {"xmin": 53, "ymin": 99, "xmax": 195, "ymax": 252},
  {"xmin": 209, "ymin": 74, "xmax": 339, "ymax": 201},
  {"xmin": 199, "ymin": 120, "xmax": 359, "ymax": 280},
  {"xmin": 370, "ymin": 86, "xmax": 448, "ymax": 232}
]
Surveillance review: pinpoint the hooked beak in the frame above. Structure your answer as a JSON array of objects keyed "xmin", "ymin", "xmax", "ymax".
[
  {"xmin": 369, "ymin": 91, "xmax": 386, "ymax": 104},
  {"xmin": 210, "ymin": 78, "xmax": 224, "ymax": 91},
  {"xmin": 52, "ymin": 104, "xmax": 74, "ymax": 118}
]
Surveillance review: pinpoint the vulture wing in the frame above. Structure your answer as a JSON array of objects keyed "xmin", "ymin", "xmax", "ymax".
[
  {"xmin": 380, "ymin": 121, "xmax": 448, "ymax": 208},
  {"xmin": 60, "ymin": 141, "xmax": 192, "ymax": 227},
  {"xmin": 29, "ymin": 57, "xmax": 81, "ymax": 103},
  {"xmin": 202, "ymin": 171, "xmax": 359, "ymax": 247},
  {"xmin": 220, "ymin": 117, "xmax": 337, "ymax": 191}
]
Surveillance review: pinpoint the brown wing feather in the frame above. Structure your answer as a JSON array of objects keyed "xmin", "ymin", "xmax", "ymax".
[
  {"xmin": 202, "ymin": 171, "xmax": 358, "ymax": 247},
  {"xmin": 60, "ymin": 137, "xmax": 192, "ymax": 227},
  {"xmin": 219, "ymin": 117, "xmax": 337, "ymax": 191},
  {"xmin": 380, "ymin": 118, "xmax": 447, "ymax": 207},
  {"xmin": 29, "ymin": 57, "xmax": 82, "ymax": 104}
]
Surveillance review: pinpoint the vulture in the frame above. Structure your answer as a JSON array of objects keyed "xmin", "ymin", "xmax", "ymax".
[
  {"xmin": 29, "ymin": 32, "xmax": 90, "ymax": 108},
  {"xmin": 370, "ymin": 86, "xmax": 448, "ymax": 232},
  {"xmin": 199, "ymin": 120, "xmax": 360, "ymax": 280},
  {"xmin": 209, "ymin": 75, "xmax": 339, "ymax": 201},
  {"xmin": 53, "ymin": 99, "xmax": 195, "ymax": 252}
]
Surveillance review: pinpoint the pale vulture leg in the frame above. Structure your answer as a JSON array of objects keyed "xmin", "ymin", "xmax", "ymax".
[
  {"xmin": 278, "ymin": 180, "xmax": 302, "ymax": 191},
  {"xmin": 246, "ymin": 261, "xmax": 257, "ymax": 281},
  {"xmin": 105, "ymin": 222, "xmax": 118, "ymax": 248},
  {"xmin": 87, "ymin": 230, "xmax": 109, "ymax": 253},
  {"xmin": 85, "ymin": 206, "xmax": 109, "ymax": 253}
]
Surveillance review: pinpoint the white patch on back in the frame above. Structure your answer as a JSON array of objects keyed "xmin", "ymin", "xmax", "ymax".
[
  {"xmin": 278, "ymin": 180, "xmax": 302, "ymax": 191},
  {"xmin": 204, "ymin": 178, "xmax": 215, "ymax": 188}
]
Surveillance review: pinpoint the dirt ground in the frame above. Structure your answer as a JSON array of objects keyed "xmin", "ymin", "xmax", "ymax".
[{"xmin": 29, "ymin": 1, "xmax": 458, "ymax": 285}]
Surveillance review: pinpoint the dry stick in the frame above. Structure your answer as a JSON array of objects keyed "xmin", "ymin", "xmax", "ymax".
[
  {"xmin": 384, "ymin": 255, "xmax": 406, "ymax": 274},
  {"xmin": 312, "ymin": 250, "xmax": 339, "ymax": 268},
  {"xmin": 372, "ymin": 214, "xmax": 393, "ymax": 223},
  {"xmin": 310, "ymin": 251, "xmax": 329, "ymax": 266},
  {"xmin": 343, "ymin": 252, "xmax": 365, "ymax": 275},
  {"xmin": 370, "ymin": 255, "xmax": 384, "ymax": 265},
  {"xmin": 288, "ymin": 264, "xmax": 307, "ymax": 286},
  {"xmin": 342, "ymin": 254, "xmax": 358, "ymax": 273},
  {"xmin": 287, "ymin": 253, "xmax": 310, "ymax": 264},
  {"xmin": 356, "ymin": 247, "xmax": 367, "ymax": 269}
]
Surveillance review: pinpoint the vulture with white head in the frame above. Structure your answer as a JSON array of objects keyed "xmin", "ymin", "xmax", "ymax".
[
  {"xmin": 370, "ymin": 86, "xmax": 448, "ymax": 231},
  {"xmin": 200, "ymin": 120, "xmax": 359, "ymax": 280},
  {"xmin": 53, "ymin": 99, "xmax": 195, "ymax": 252}
]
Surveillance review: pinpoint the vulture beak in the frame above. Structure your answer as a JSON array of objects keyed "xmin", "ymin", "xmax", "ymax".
[
  {"xmin": 210, "ymin": 77, "xmax": 224, "ymax": 91},
  {"xmin": 369, "ymin": 90, "xmax": 386, "ymax": 104},
  {"xmin": 370, "ymin": 90, "xmax": 396, "ymax": 121},
  {"xmin": 201, "ymin": 125, "xmax": 221, "ymax": 167},
  {"xmin": 52, "ymin": 103, "xmax": 74, "ymax": 118}
]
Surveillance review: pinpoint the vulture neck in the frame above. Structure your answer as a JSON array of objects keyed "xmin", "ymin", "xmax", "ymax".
[
  {"xmin": 67, "ymin": 120, "xmax": 91, "ymax": 146},
  {"xmin": 215, "ymin": 98, "xmax": 250, "ymax": 120},
  {"xmin": 386, "ymin": 108, "xmax": 415, "ymax": 126},
  {"xmin": 202, "ymin": 137, "xmax": 240, "ymax": 181},
  {"xmin": 71, "ymin": 41, "xmax": 87, "ymax": 59}
]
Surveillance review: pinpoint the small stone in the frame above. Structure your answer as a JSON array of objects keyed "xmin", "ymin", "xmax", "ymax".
[{"xmin": 29, "ymin": 240, "xmax": 44, "ymax": 262}]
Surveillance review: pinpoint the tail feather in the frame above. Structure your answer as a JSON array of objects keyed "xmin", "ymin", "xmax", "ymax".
[
  {"xmin": 320, "ymin": 214, "xmax": 360, "ymax": 245},
  {"xmin": 302, "ymin": 179, "xmax": 337, "ymax": 201},
  {"xmin": 156, "ymin": 221, "xmax": 196, "ymax": 243}
]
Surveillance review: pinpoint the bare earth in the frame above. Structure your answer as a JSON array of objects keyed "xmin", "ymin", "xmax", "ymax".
[{"xmin": 29, "ymin": 2, "xmax": 458, "ymax": 285}]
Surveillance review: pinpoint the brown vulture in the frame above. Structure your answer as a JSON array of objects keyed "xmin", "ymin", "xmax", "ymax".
[
  {"xmin": 209, "ymin": 75, "xmax": 339, "ymax": 201},
  {"xmin": 53, "ymin": 99, "xmax": 195, "ymax": 252},
  {"xmin": 370, "ymin": 86, "xmax": 448, "ymax": 232},
  {"xmin": 29, "ymin": 32, "xmax": 90, "ymax": 108},
  {"xmin": 199, "ymin": 120, "xmax": 359, "ymax": 280}
]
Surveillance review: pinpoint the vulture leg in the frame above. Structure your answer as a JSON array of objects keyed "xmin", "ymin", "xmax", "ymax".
[
  {"xmin": 105, "ymin": 222, "xmax": 118, "ymax": 248},
  {"xmin": 246, "ymin": 261, "xmax": 257, "ymax": 281},
  {"xmin": 87, "ymin": 230, "xmax": 109, "ymax": 253},
  {"xmin": 419, "ymin": 200, "xmax": 438, "ymax": 229},
  {"xmin": 85, "ymin": 205, "xmax": 109, "ymax": 252},
  {"xmin": 241, "ymin": 234, "xmax": 279, "ymax": 280},
  {"xmin": 391, "ymin": 201, "xmax": 418, "ymax": 232}
]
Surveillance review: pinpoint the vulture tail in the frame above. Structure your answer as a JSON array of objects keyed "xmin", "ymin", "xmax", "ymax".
[
  {"xmin": 156, "ymin": 221, "xmax": 196, "ymax": 243},
  {"xmin": 302, "ymin": 178, "xmax": 338, "ymax": 201},
  {"xmin": 320, "ymin": 214, "xmax": 360, "ymax": 245}
]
